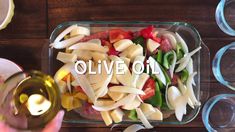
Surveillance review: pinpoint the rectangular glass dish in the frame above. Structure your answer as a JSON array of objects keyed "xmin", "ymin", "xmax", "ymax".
[{"xmin": 46, "ymin": 21, "xmax": 210, "ymax": 125}]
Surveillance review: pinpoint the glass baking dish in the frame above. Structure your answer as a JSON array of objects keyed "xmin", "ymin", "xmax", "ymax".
[{"xmin": 45, "ymin": 21, "xmax": 210, "ymax": 125}]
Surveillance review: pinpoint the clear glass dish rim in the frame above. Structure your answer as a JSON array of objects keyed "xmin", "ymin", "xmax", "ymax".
[
  {"xmin": 212, "ymin": 42, "xmax": 235, "ymax": 91},
  {"xmin": 49, "ymin": 21, "xmax": 203, "ymax": 125},
  {"xmin": 202, "ymin": 94, "xmax": 235, "ymax": 132}
]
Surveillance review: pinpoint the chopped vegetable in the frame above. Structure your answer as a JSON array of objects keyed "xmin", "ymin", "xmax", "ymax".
[
  {"xmin": 148, "ymin": 56, "xmax": 166, "ymax": 85},
  {"xmin": 180, "ymin": 69, "xmax": 189, "ymax": 83},
  {"xmin": 109, "ymin": 29, "xmax": 133, "ymax": 43},
  {"xmin": 155, "ymin": 49, "xmax": 163, "ymax": 64},
  {"xmin": 139, "ymin": 78, "xmax": 156, "ymax": 101},
  {"xmin": 123, "ymin": 124, "xmax": 145, "ymax": 132},
  {"xmin": 52, "ymin": 25, "xmax": 201, "ymax": 126},
  {"xmin": 136, "ymin": 108, "xmax": 153, "ymax": 129},
  {"xmin": 146, "ymin": 82, "xmax": 162, "ymax": 107},
  {"xmin": 163, "ymin": 51, "xmax": 174, "ymax": 69}
]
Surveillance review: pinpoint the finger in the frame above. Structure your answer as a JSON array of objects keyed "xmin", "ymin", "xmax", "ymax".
[
  {"xmin": 42, "ymin": 110, "xmax": 64, "ymax": 132},
  {"xmin": 0, "ymin": 122, "xmax": 17, "ymax": 132}
]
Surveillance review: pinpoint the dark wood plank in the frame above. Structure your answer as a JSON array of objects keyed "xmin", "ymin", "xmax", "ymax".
[
  {"xmin": 0, "ymin": 0, "xmax": 47, "ymax": 39},
  {"xmin": 48, "ymin": 0, "xmax": 224, "ymax": 38},
  {"xmin": 0, "ymin": 39, "xmax": 48, "ymax": 70}
]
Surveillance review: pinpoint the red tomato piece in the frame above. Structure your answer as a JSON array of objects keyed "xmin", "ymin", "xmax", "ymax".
[
  {"xmin": 140, "ymin": 78, "xmax": 156, "ymax": 100},
  {"xmin": 101, "ymin": 39, "xmax": 119, "ymax": 55},
  {"xmin": 140, "ymin": 25, "xmax": 161, "ymax": 43},
  {"xmin": 160, "ymin": 37, "xmax": 173, "ymax": 52},
  {"xmin": 109, "ymin": 29, "xmax": 133, "ymax": 43},
  {"xmin": 78, "ymin": 31, "xmax": 109, "ymax": 42}
]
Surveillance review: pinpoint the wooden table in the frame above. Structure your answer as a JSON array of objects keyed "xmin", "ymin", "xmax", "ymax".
[{"xmin": 1, "ymin": 0, "xmax": 235, "ymax": 131}]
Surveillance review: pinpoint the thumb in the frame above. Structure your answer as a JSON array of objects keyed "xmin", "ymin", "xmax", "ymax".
[
  {"xmin": 42, "ymin": 110, "xmax": 64, "ymax": 132},
  {"xmin": 0, "ymin": 122, "xmax": 17, "ymax": 132}
]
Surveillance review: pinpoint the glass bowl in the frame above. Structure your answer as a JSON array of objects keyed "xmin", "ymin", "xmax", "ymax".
[
  {"xmin": 202, "ymin": 94, "xmax": 235, "ymax": 132},
  {"xmin": 212, "ymin": 42, "xmax": 235, "ymax": 91},
  {"xmin": 0, "ymin": 70, "xmax": 61, "ymax": 130},
  {"xmin": 216, "ymin": 0, "xmax": 235, "ymax": 36},
  {"xmin": 47, "ymin": 21, "xmax": 210, "ymax": 125}
]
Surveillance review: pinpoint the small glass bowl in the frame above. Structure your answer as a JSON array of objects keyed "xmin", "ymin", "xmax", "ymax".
[
  {"xmin": 212, "ymin": 42, "xmax": 235, "ymax": 91},
  {"xmin": 0, "ymin": 70, "xmax": 61, "ymax": 130},
  {"xmin": 202, "ymin": 94, "xmax": 235, "ymax": 132},
  {"xmin": 216, "ymin": 0, "xmax": 235, "ymax": 36}
]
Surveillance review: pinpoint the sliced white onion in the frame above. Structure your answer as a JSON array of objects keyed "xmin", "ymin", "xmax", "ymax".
[
  {"xmin": 54, "ymin": 25, "xmax": 78, "ymax": 43},
  {"xmin": 174, "ymin": 96, "xmax": 187, "ymax": 121},
  {"xmin": 70, "ymin": 26, "xmax": 90, "ymax": 37},
  {"xmin": 122, "ymin": 97, "xmax": 141, "ymax": 110},
  {"xmin": 169, "ymin": 51, "xmax": 177, "ymax": 78},
  {"xmin": 110, "ymin": 124, "xmax": 121, "ymax": 131},
  {"xmin": 95, "ymin": 70, "xmax": 113, "ymax": 98},
  {"xmin": 135, "ymin": 108, "xmax": 153, "ymax": 129},
  {"xmin": 186, "ymin": 72, "xmax": 200, "ymax": 106},
  {"xmin": 177, "ymin": 78, "xmax": 194, "ymax": 109},
  {"xmin": 186, "ymin": 58, "xmax": 196, "ymax": 86},
  {"xmin": 92, "ymin": 94, "xmax": 136, "ymax": 111},
  {"xmin": 175, "ymin": 32, "xmax": 189, "ymax": 53},
  {"xmin": 165, "ymin": 84, "xmax": 174, "ymax": 110},
  {"xmin": 50, "ymin": 35, "xmax": 84, "ymax": 49},
  {"xmin": 123, "ymin": 124, "xmax": 145, "ymax": 132},
  {"xmin": 54, "ymin": 62, "xmax": 74, "ymax": 83},
  {"xmin": 188, "ymin": 46, "xmax": 201, "ymax": 57},
  {"xmin": 69, "ymin": 42, "xmax": 108, "ymax": 53},
  {"xmin": 109, "ymin": 86, "xmax": 145, "ymax": 95},
  {"xmin": 56, "ymin": 52, "xmax": 77, "ymax": 63},
  {"xmin": 131, "ymin": 56, "xmax": 145, "ymax": 87},
  {"xmin": 175, "ymin": 55, "xmax": 190, "ymax": 73},
  {"xmin": 148, "ymin": 56, "xmax": 166, "ymax": 85},
  {"xmin": 162, "ymin": 33, "xmax": 177, "ymax": 50},
  {"xmin": 175, "ymin": 46, "xmax": 201, "ymax": 72},
  {"xmin": 71, "ymin": 69, "xmax": 96, "ymax": 103},
  {"xmin": 177, "ymin": 78, "xmax": 187, "ymax": 95},
  {"xmin": 167, "ymin": 85, "xmax": 182, "ymax": 109},
  {"xmin": 71, "ymin": 80, "xmax": 79, "ymax": 87}
]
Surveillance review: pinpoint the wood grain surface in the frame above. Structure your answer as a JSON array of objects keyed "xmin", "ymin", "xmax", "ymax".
[{"xmin": 0, "ymin": 0, "xmax": 235, "ymax": 131}]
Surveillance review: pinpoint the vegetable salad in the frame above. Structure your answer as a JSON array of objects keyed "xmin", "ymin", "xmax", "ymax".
[{"xmin": 51, "ymin": 25, "xmax": 201, "ymax": 129}]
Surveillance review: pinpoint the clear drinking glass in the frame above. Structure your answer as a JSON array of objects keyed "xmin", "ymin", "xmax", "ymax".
[
  {"xmin": 216, "ymin": 0, "xmax": 235, "ymax": 36},
  {"xmin": 212, "ymin": 42, "xmax": 235, "ymax": 91},
  {"xmin": 0, "ymin": 70, "xmax": 61, "ymax": 130},
  {"xmin": 202, "ymin": 94, "xmax": 235, "ymax": 132}
]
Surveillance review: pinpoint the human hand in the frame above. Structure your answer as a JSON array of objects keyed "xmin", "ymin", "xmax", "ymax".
[{"xmin": 0, "ymin": 110, "xmax": 64, "ymax": 132}]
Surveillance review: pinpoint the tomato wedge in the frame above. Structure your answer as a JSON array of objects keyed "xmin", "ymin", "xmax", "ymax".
[
  {"xmin": 139, "ymin": 78, "xmax": 156, "ymax": 100},
  {"xmin": 140, "ymin": 26, "xmax": 161, "ymax": 43},
  {"xmin": 109, "ymin": 29, "xmax": 133, "ymax": 43},
  {"xmin": 101, "ymin": 39, "xmax": 119, "ymax": 55}
]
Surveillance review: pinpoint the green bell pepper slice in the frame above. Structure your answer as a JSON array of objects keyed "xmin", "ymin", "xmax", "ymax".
[
  {"xmin": 180, "ymin": 69, "xmax": 189, "ymax": 83},
  {"xmin": 163, "ymin": 51, "xmax": 174, "ymax": 69},
  {"xmin": 128, "ymin": 109, "xmax": 138, "ymax": 121},
  {"xmin": 146, "ymin": 82, "xmax": 162, "ymax": 107}
]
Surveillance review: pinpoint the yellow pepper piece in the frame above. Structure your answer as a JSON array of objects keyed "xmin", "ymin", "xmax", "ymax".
[
  {"xmin": 61, "ymin": 93, "xmax": 73, "ymax": 111},
  {"xmin": 61, "ymin": 93, "xmax": 82, "ymax": 111},
  {"xmin": 19, "ymin": 93, "xmax": 28, "ymax": 104},
  {"xmin": 74, "ymin": 92, "xmax": 88, "ymax": 101}
]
